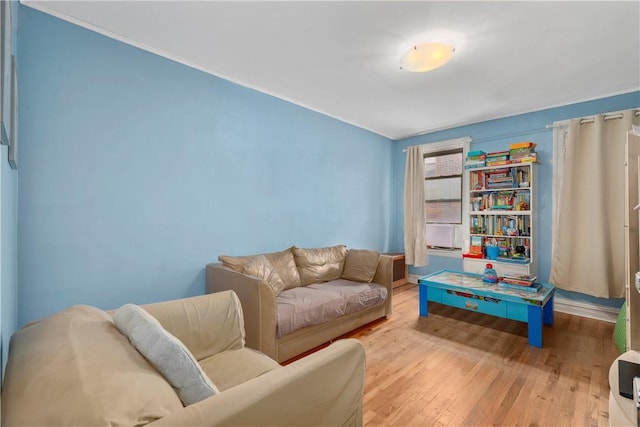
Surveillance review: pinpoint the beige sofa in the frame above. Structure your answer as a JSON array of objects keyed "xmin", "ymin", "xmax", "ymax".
[
  {"xmin": 206, "ymin": 245, "xmax": 393, "ymax": 363},
  {"xmin": 1, "ymin": 290, "xmax": 366, "ymax": 427}
]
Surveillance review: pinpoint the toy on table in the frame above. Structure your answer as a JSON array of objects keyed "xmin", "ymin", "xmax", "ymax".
[{"xmin": 482, "ymin": 263, "xmax": 498, "ymax": 284}]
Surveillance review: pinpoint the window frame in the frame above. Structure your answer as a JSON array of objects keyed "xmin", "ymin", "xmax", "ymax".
[
  {"xmin": 423, "ymin": 148, "xmax": 463, "ymax": 225},
  {"xmin": 419, "ymin": 137, "xmax": 471, "ymax": 258}
]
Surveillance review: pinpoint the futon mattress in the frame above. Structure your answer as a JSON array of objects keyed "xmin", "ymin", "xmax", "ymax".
[{"xmin": 276, "ymin": 279, "xmax": 388, "ymax": 338}]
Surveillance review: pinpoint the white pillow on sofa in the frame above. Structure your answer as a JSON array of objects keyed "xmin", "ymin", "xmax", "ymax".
[{"xmin": 113, "ymin": 303, "xmax": 219, "ymax": 406}]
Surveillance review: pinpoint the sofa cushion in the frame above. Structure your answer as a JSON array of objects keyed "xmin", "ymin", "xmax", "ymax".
[
  {"xmin": 1, "ymin": 305, "xmax": 183, "ymax": 427},
  {"xmin": 218, "ymin": 254, "xmax": 249, "ymax": 272},
  {"xmin": 341, "ymin": 249, "xmax": 381, "ymax": 282},
  {"xmin": 114, "ymin": 304, "xmax": 219, "ymax": 406},
  {"xmin": 199, "ymin": 347, "xmax": 281, "ymax": 391},
  {"xmin": 293, "ymin": 245, "xmax": 347, "ymax": 286},
  {"xmin": 219, "ymin": 247, "xmax": 301, "ymax": 289},
  {"xmin": 141, "ymin": 291, "xmax": 246, "ymax": 362},
  {"xmin": 276, "ymin": 279, "xmax": 387, "ymax": 338},
  {"xmin": 242, "ymin": 255, "xmax": 286, "ymax": 296},
  {"xmin": 265, "ymin": 247, "xmax": 303, "ymax": 289}
]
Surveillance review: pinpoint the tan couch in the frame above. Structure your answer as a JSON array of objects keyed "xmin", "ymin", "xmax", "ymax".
[
  {"xmin": 1, "ymin": 290, "xmax": 366, "ymax": 427},
  {"xmin": 207, "ymin": 245, "xmax": 393, "ymax": 363}
]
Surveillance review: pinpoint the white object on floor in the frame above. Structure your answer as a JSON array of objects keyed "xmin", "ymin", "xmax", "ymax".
[{"xmin": 609, "ymin": 350, "xmax": 639, "ymax": 426}]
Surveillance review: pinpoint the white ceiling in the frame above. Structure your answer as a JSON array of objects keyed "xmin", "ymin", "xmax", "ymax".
[{"xmin": 22, "ymin": 1, "xmax": 640, "ymax": 140}]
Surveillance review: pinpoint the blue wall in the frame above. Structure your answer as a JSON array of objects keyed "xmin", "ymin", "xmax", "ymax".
[
  {"xmin": 392, "ymin": 91, "xmax": 640, "ymax": 307},
  {"xmin": 1, "ymin": 0, "xmax": 19, "ymax": 380},
  {"xmin": 12, "ymin": 5, "xmax": 640, "ymax": 329},
  {"xmin": 17, "ymin": 7, "xmax": 392, "ymax": 326}
]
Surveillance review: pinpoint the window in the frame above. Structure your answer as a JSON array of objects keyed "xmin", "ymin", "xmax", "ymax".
[
  {"xmin": 424, "ymin": 150, "xmax": 462, "ymax": 224},
  {"xmin": 420, "ymin": 137, "xmax": 470, "ymax": 255}
]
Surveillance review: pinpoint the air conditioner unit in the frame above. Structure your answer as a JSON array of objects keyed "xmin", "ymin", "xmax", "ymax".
[{"xmin": 426, "ymin": 224, "xmax": 456, "ymax": 248}]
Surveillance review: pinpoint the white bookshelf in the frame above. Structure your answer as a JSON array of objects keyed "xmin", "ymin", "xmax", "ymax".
[{"xmin": 463, "ymin": 162, "xmax": 537, "ymax": 277}]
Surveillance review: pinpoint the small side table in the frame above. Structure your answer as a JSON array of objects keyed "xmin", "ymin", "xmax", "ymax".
[{"xmin": 383, "ymin": 253, "xmax": 407, "ymax": 289}]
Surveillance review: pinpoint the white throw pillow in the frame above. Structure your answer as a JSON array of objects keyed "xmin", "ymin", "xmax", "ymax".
[{"xmin": 113, "ymin": 304, "xmax": 219, "ymax": 406}]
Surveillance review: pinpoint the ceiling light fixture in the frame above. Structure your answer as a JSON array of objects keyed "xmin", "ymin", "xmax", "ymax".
[{"xmin": 399, "ymin": 42, "xmax": 455, "ymax": 72}]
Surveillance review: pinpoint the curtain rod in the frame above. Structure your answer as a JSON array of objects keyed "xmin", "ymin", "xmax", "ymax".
[
  {"xmin": 546, "ymin": 109, "xmax": 640, "ymax": 128},
  {"xmin": 401, "ymin": 109, "xmax": 640, "ymax": 151},
  {"xmin": 401, "ymin": 136, "xmax": 471, "ymax": 153},
  {"xmin": 402, "ymin": 128, "xmax": 549, "ymax": 152}
]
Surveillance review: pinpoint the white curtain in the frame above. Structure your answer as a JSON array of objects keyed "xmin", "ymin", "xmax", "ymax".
[
  {"xmin": 404, "ymin": 146, "xmax": 428, "ymax": 267},
  {"xmin": 550, "ymin": 109, "xmax": 639, "ymax": 298}
]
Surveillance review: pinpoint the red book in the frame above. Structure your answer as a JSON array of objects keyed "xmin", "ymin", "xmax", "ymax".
[{"xmin": 463, "ymin": 252, "xmax": 483, "ymax": 259}]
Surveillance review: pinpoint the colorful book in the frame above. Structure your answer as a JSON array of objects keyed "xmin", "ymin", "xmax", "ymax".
[
  {"xmin": 487, "ymin": 150, "xmax": 510, "ymax": 157},
  {"xmin": 486, "ymin": 160, "xmax": 510, "ymax": 166},
  {"xmin": 510, "ymin": 141, "xmax": 536, "ymax": 150},
  {"xmin": 467, "ymin": 150, "xmax": 486, "ymax": 157},
  {"xmin": 509, "ymin": 156, "xmax": 537, "ymax": 164},
  {"xmin": 502, "ymin": 274, "xmax": 537, "ymax": 286},
  {"xmin": 503, "ymin": 273, "xmax": 537, "ymax": 281},
  {"xmin": 510, "ymin": 147, "xmax": 536, "ymax": 156},
  {"xmin": 502, "ymin": 278, "xmax": 534, "ymax": 286},
  {"xmin": 465, "ymin": 159, "xmax": 486, "ymax": 166},
  {"xmin": 463, "ymin": 252, "xmax": 483, "ymax": 259},
  {"xmin": 499, "ymin": 281, "xmax": 542, "ymax": 293}
]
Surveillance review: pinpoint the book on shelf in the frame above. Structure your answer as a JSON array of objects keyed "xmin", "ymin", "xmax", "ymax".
[
  {"xmin": 486, "ymin": 160, "xmax": 510, "ymax": 166},
  {"xmin": 509, "ymin": 156, "xmax": 537, "ymax": 164},
  {"xmin": 468, "ymin": 150, "xmax": 486, "ymax": 157},
  {"xmin": 510, "ymin": 148, "xmax": 536, "ymax": 157},
  {"xmin": 510, "ymin": 155, "xmax": 536, "ymax": 162},
  {"xmin": 487, "ymin": 150, "xmax": 510, "ymax": 157},
  {"xmin": 465, "ymin": 162, "xmax": 486, "ymax": 169},
  {"xmin": 513, "ymin": 146, "xmax": 536, "ymax": 152},
  {"xmin": 486, "ymin": 167, "xmax": 510, "ymax": 173},
  {"xmin": 470, "ymin": 236, "xmax": 483, "ymax": 245},
  {"xmin": 469, "ymin": 235, "xmax": 483, "ymax": 255},
  {"xmin": 510, "ymin": 141, "xmax": 536, "ymax": 150},
  {"xmin": 487, "ymin": 177, "xmax": 513, "ymax": 183},
  {"xmin": 486, "ymin": 183, "xmax": 513, "ymax": 188},
  {"xmin": 466, "ymin": 150, "xmax": 487, "ymax": 168},
  {"xmin": 465, "ymin": 161, "xmax": 486, "ymax": 169}
]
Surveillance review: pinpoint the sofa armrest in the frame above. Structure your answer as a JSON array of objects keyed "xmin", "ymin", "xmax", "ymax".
[
  {"xmin": 373, "ymin": 254, "xmax": 393, "ymax": 315},
  {"xmin": 146, "ymin": 339, "xmax": 365, "ymax": 427},
  {"xmin": 140, "ymin": 290, "xmax": 245, "ymax": 361},
  {"xmin": 206, "ymin": 263, "xmax": 278, "ymax": 359}
]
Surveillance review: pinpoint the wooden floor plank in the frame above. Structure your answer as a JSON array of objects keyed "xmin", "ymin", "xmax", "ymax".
[{"xmin": 341, "ymin": 284, "xmax": 619, "ymax": 427}]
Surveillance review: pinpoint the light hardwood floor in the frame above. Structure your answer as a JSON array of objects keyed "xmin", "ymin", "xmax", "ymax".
[{"xmin": 345, "ymin": 284, "xmax": 619, "ymax": 427}]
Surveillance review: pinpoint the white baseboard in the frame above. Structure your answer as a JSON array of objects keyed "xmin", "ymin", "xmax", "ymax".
[
  {"xmin": 407, "ymin": 274, "xmax": 619, "ymax": 323},
  {"xmin": 408, "ymin": 274, "xmax": 421, "ymax": 284},
  {"xmin": 553, "ymin": 295, "xmax": 619, "ymax": 323}
]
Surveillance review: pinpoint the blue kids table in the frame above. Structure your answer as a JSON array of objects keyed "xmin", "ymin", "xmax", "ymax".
[{"xmin": 418, "ymin": 270, "xmax": 555, "ymax": 348}]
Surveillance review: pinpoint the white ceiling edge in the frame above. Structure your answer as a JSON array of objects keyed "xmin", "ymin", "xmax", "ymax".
[
  {"xmin": 21, "ymin": 1, "xmax": 640, "ymax": 143},
  {"xmin": 395, "ymin": 87, "xmax": 640, "ymax": 141},
  {"xmin": 23, "ymin": 1, "xmax": 396, "ymax": 139}
]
